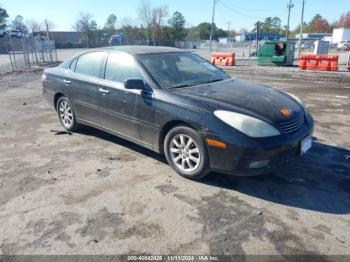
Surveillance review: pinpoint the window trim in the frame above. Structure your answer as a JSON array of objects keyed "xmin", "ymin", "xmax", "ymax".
[
  {"xmin": 69, "ymin": 58, "xmax": 78, "ymax": 72},
  {"xmin": 102, "ymin": 51, "xmax": 147, "ymax": 85},
  {"xmin": 72, "ymin": 51, "xmax": 107, "ymax": 79}
]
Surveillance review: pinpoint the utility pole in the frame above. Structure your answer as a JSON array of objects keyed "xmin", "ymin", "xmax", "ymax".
[
  {"xmin": 297, "ymin": 0, "xmax": 305, "ymax": 59},
  {"xmin": 226, "ymin": 21, "xmax": 231, "ymax": 38},
  {"xmin": 44, "ymin": 19, "xmax": 50, "ymax": 41},
  {"xmin": 286, "ymin": 0, "xmax": 294, "ymax": 39},
  {"xmin": 256, "ymin": 22, "xmax": 260, "ymax": 56},
  {"xmin": 44, "ymin": 19, "xmax": 53, "ymax": 62},
  {"xmin": 209, "ymin": 0, "xmax": 217, "ymax": 52},
  {"xmin": 226, "ymin": 21, "xmax": 231, "ymax": 47}
]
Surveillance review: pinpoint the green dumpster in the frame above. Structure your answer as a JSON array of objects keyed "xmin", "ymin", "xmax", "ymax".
[{"xmin": 257, "ymin": 41, "xmax": 295, "ymax": 66}]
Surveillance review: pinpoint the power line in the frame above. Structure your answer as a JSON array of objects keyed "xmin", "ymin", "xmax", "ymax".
[
  {"xmin": 218, "ymin": 0, "xmax": 289, "ymax": 21},
  {"xmin": 218, "ymin": 2, "xmax": 286, "ymax": 12}
]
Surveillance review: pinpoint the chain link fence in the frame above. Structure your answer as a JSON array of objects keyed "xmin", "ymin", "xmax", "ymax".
[{"xmin": 0, "ymin": 35, "xmax": 58, "ymax": 71}]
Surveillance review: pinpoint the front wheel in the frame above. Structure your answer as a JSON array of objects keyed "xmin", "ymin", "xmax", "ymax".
[{"xmin": 164, "ymin": 126, "xmax": 210, "ymax": 180}]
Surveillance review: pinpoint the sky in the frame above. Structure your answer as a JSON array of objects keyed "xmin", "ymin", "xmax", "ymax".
[{"xmin": 0, "ymin": 0, "xmax": 347, "ymax": 32}]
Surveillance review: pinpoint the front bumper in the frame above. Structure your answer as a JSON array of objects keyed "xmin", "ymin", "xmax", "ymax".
[{"xmin": 206, "ymin": 118, "xmax": 314, "ymax": 176}]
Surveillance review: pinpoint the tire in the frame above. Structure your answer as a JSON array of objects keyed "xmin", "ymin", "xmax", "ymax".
[
  {"xmin": 164, "ymin": 125, "xmax": 210, "ymax": 180},
  {"xmin": 56, "ymin": 96, "xmax": 80, "ymax": 132}
]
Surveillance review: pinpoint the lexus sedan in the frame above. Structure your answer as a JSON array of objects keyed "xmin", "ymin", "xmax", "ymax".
[{"xmin": 42, "ymin": 46, "xmax": 314, "ymax": 179}]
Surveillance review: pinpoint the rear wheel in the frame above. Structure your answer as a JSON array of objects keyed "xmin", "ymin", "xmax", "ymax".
[
  {"xmin": 56, "ymin": 96, "xmax": 79, "ymax": 132},
  {"xmin": 164, "ymin": 126, "xmax": 210, "ymax": 180}
]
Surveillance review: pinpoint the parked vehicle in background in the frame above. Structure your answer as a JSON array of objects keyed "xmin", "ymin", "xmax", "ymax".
[
  {"xmin": 9, "ymin": 30, "xmax": 31, "ymax": 38},
  {"xmin": 337, "ymin": 41, "xmax": 350, "ymax": 50},
  {"xmin": 34, "ymin": 35, "xmax": 49, "ymax": 41},
  {"xmin": 42, "ymin": 46, "xmax": 314, "ymax": 180},
  {"xmin": 295, "ymin": 41, "xmax": 314, "ymax": 49},
  {"xmin": 109, "ymin": 33, "xmax": 124, "ymax": 46},
  {"xmin": 301, "ymin": 41, "xmax": 314, "ymax": 49}
]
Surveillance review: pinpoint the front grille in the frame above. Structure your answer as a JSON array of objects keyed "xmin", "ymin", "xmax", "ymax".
[{"xmin": 279, "ymin": 117, "xmax": 304, "ymax": 134}]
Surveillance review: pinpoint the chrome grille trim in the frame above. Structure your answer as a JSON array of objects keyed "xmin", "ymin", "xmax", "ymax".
[{"xmin": 280, "ymin": 117, "xmax": 304, "ymax": 134}]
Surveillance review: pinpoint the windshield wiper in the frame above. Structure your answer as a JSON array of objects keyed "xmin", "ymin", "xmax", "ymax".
[
  {"xmin": 171, "ymin": 79, "xmax": 224, "ymax": 89},
  {"xmin": 171, "ymin": 84, "xmax": 196, "ymax": 89},
  {"xmin": 205, "ymin": 78, "xmax": 224, "ymax": 84}
]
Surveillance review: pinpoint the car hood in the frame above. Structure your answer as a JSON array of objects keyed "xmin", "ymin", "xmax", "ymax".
[{"xmin": 171, "ymin": 78, "xmax": 304, "ymax": 123}]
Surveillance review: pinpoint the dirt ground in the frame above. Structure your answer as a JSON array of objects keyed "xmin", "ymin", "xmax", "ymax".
[{"xmin": 0, "ymin": 64, "xmax": 349, "ymax": 257}]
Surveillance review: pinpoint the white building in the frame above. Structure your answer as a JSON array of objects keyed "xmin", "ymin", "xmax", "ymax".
[
  {"xmin": 331, "ymin": 27, "xmax": 350, "ymax": 44},
  {"xmin": 295, "ymin": 33, "xmax": 332, "ymax": 40}
]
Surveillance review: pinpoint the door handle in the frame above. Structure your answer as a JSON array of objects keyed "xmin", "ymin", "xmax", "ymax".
[
  {"xmin": 98, "ymin": 88, "xmax": 110, "ymax": 94},
  {"xmin": 63, "ymin": 79, "xmax": 71, "ymax": 85}
]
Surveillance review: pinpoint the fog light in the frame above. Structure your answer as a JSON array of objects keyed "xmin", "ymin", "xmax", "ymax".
[{"xmin": 249, "ymin": 160, "xmax": 270, "ymax": 169}]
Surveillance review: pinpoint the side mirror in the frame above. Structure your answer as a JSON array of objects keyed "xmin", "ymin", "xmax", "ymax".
[{"xmin": 124, "ymin": 79, "xmax": 145, "ymax": 90}]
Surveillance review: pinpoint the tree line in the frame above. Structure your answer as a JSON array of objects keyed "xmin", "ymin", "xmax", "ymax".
[
  {"xmin": 71, "ymin": 0, "xmax": 228, "ymax": 48},
  {"xmin": 1, "ymin": 1, "xmax": 350, "ymax": 47}
]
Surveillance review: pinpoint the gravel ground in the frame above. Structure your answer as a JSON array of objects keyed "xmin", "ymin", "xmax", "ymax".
[{"xmin": 0, "ymin": 62, "xmax": 349, "ymax": 257}]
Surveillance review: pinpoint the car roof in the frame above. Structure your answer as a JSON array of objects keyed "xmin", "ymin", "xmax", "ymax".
[
  {"xmin": 59, "ymin": 46, "xmax": 188, "ymax": 69},
  {"xmin": 100, "ymin": 45, "xmax": 186, "ymax": 55}
]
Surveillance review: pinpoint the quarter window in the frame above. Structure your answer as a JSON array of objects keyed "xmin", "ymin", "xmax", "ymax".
[
  {"xmin": 75, "ymin": 52, "xmax": 105, "ymax": 78},
  {"xmin": 105, "ymin": 52, "xmax": 143, "ymax": 83}
]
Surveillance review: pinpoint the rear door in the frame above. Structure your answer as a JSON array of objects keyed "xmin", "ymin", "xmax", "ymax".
[
  {"xmin": 95, "ymin": 51, "xmax": 156, "ymax": 149},
  {"xmin": 64, "ymin": 51, "xmax": 106, "ymax": 124}
]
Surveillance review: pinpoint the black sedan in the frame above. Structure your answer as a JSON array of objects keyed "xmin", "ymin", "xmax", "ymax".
[{"xmin": 42, "ymin": 46, "xmax": 314, "ymax": 179}]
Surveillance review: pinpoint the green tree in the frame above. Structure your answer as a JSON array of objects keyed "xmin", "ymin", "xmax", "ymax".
[
  {"xmin": 216, "ymin": 28, "xmax": 226, "ymax": 38},
  {"xmin": 104, "ymin": 14, "xmax": 117, "ymax": 37},
  {"xmin": 257, "ymin": 17, "xmax": 282, "ymax": 33},
  {"xmin": 292, "ymin": 22, "xmax": 309, "ymax": 36},
  {"xmin": 192, "ymin": 22, "xmax": 225, "ymax": 40},
  {"xmin": 168, "ymin": 11, "xmax": 186, "ymax": 41},
  {"xmin": 121, "ymin": 25, "xmax": 146, "ymax": 44},
  {"xmin": 196, "ymin": 22, "xmax": 213, "ymax": 39},
  {"xmin": 0, "ymin": 6, "xmax": 9, "ymax": 30},
  {"xmin": 11, "ymin": 15, "xmax": 27, "ymax": 32},
  {"xmin": 187, "ymin": 26, "xmax": 199, "ymax": 41},
  {"xmin": 87, "ymin": 20, "xmax": 98, "ymax": 47},
  {"xmin": 260, "ymin": 17, "xmax": 273, "ymax": 33},
  {"xmin": 271, "ymin": 17, "xmax": 282, "ymax": 34}
]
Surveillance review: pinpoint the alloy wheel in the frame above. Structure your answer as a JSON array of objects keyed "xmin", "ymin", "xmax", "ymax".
[
  {"xmin": 58, "ymin": 100, "xmax": 73, "ymax": 129},
  {"xmin": 169, "ymin": 134, "xmax": 201, "ymax": 173}
]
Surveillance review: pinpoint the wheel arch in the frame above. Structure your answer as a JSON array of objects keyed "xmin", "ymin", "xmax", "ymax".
[
  {"xmin": 158, "ymin": 120, "xmax": 199, "ymax": 155},
  {"xmin": 53, "ymin": 92, "xmax": 65, "ymax": 111}
]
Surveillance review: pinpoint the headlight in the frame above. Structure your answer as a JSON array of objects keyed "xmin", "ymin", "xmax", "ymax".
[{"xmin": 214, "ymin": 110, "xmax": 280, "ymax": 138}]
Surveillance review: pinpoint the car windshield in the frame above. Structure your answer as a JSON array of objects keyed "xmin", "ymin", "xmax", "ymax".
[{"xmin": 137, "ymin": 52, "xmax": 230, "ymax": 89}]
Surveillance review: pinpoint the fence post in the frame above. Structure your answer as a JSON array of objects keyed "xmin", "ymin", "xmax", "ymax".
[
  {"xmin": 32, "ymin": 35, "xmax": 39, "ymax": 64},
  {"xmin": 4, "ymin": 35, "xmax": 15, "ymax": 71}
]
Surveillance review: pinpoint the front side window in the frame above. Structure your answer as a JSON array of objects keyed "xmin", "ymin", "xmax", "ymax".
[
  {"xmin": 105, "ymin": 52, "xmax": 143, "ymax": 83},
  {"xmin": 137, "ymin": 52, "xmax": 230, "ymax": 88},
  {"xmin": 75, "ymin": 52, "xmax": 105, "ymax": 78}
]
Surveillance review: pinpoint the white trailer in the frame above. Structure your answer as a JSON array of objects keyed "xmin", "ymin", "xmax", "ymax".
[{"xmin": 332, "ymin": 27, "xmax": 350, "ymax": 44}]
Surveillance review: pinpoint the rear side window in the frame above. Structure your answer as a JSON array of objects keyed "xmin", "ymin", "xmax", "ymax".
[
  {"xmin": 105, "ymin": 52, "xmax": 143, "ymax": 83},
  {"xmin": 75, "ymin": 52, "xmax": 105, "ymax": 78}
]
